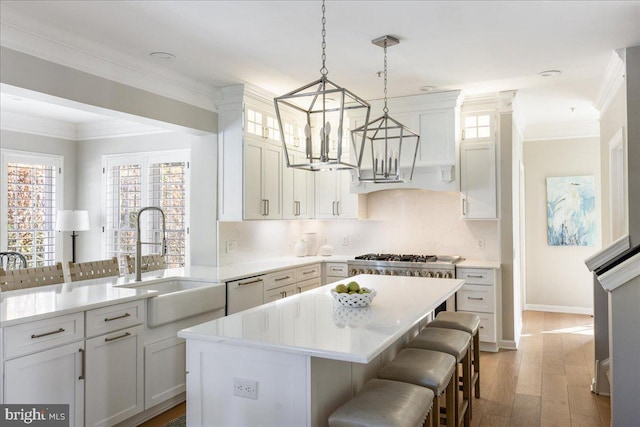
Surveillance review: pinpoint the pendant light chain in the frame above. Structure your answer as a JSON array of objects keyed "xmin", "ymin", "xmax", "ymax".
[
  {"xmin": 320, "ymin": 0, "xmax": 328, "ymax": 77},
  {"xmin": 383, "ymin": 40, "xmax": 389, "ymax": 114}
]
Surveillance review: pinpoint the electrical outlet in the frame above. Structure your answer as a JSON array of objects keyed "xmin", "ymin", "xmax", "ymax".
[
  {"xmin": 476, "ymin": 238, "xmax": 485, "ymax": 249},
  {"xmin": 226, "ymin": 240, "xmax": 238, "ymax": 253},
  {"xmin": 342, "ymin": 236, "xmax": 349, "ymax": 246},
  {"xmin": 233, "ymin": 377, "xmax": 258, "ymax": 400}
]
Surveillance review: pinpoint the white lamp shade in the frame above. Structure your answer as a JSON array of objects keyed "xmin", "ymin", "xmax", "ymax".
[{"xmin": 56, "ymin": 210, "xmax": 90, "ymax": 231}]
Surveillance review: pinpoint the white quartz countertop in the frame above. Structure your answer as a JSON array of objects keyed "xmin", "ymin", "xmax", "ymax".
[
  {"xmin": 457, "ymin": 259, "xmax": 500, "ymax": 269},
  {"xmin": 178, "ymin": 275, "xmax": 464, "ymax": 363}
]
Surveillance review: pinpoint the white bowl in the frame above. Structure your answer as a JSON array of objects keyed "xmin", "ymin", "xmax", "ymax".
[{"xmin": 330, "ymin": 288, "xmax": 376, "ymax": 308}]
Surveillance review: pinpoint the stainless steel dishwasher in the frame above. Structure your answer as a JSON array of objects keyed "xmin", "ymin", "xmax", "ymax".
[{"xmin": 226, "ymin": 275, "xmax": 265, "ymax": 315}]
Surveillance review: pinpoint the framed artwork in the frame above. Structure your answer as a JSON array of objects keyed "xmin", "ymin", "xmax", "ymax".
[{"xmin": 546, "ymin": 175, "xmax": 596, "ymax": 246}]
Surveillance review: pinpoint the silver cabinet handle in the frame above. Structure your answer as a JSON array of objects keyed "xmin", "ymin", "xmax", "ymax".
[
  {"xmin": 467, "ymin": 274, "xmax": 484, "ymax": 279},
  {"xmin": 336, "ymin": 201, "xmax": 340, "ymax": 216},
  {"xmin": 275, "ymin": 275, "xmax": 291, "ymax": 282},
  {"xmin": 31, "ymin": 328, "xmax": 65, "ymax": 339},
  {"xmin": 79, "ymin": 348, "xmax": 86, "ymax": 380},
  {"xmin": 104, "ymin": 313, "xmax": 131, "ymax": 322},
  {"xmin": 332, "ymin": 201, "xmax": 336, "ymax": 216},
  {"xmin": 261, "ymin": 199, "xmax": 267, "ymax": 216},
  {"xmin": 479, "ymin": 325, "xmax": 485, "ymax": 329},
  {"xmin": 301, "ymin": 270, "xmax": 314, "ymax": 275},
  {"xmin": 105, "ymin": 332, "xmax": 131, "ymax": 342},
  {"xmin": 462, "ymin": 198, "xmax": 467, "ymax": 216},
  {"xmin": 238, "ymin": 278, "xmax": 263, "ymax": 286},
  {"xmin": 467, "ymin": 296, "xmax": 484, "ymax": 301},
  {"xmin": 266, "ymin": 199, "xmax": 270, "ymax": 216},
  {"xmin": 331, "ymin": 267, "xmax": 342, "ymax": 272},
  {"xmin": 297, "ymin": 287, "xmax": 302, "ymax": 293}
]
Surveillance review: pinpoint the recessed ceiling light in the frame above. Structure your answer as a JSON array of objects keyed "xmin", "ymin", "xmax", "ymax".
[
  {"xmin": 538, "ymin": 70, "xmax": 561, "ymax": 77},
  {"xmin": 420, "ymin": 86, "xmax": 437, "ymax": 92},
  {"xmin": 150, "ymin": 52, "xmax": 175, "ymax": 61}
]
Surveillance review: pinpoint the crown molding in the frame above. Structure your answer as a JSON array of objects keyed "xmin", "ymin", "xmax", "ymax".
[
  {"xmin": 1, "ymin": 110, "xmax": 170, "ymax": 140},
  {"xmin": 76, "ymin": 120, "xmax": 170, "ymax": 141},
  {"xmin": 524, "ymin": 120, "xmax": 600, "ymax": 141},
  {"xmin": 0, "ymin": 110, "xmax": 76, "ymax": 140},
  {"xmin": 0, "ymin": 4, "xmax": 221, "ymax": 111},
  {"xmin": 595, "ymin": 49, "xmax": 626, "ymax": 115}
]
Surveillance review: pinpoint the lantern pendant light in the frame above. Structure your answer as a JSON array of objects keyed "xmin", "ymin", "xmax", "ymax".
[
  {"xmin": 274, "ymin": 0, "xmax": 371, "ymax": 172},
  {"xmin": 352, "ymin": 35, "xmax": 420, "ymax": 183}
]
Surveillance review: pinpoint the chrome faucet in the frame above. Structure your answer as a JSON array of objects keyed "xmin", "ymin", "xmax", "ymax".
[{"xmin": 135, "ymin": 206, "xmax": 167, "ymax": 281}]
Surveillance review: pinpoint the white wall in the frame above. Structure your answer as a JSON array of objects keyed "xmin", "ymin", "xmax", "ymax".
[
  {"xmin": 76, "ymin": 131, "xmax": 217, "ymax": 265},
  {"xmin": 0, "ymin": 129, "xmax": 78, "ymax": 262},
  {"xmin": 524, "ymin": 137, "xmax": 601, "ymax": 313},
  {"xmin": 218, "ymin": 189, "xmax": 499, "ymax": 265}
]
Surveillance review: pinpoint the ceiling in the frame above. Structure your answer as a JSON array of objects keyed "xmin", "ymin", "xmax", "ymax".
[{"xmin": 1, "ymin": 1, "xmax": 639, "ymax": 131}]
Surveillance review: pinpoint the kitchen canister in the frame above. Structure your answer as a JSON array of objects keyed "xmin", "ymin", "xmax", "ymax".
[
  {"xmin": 294, "ymin": 239, "xmax": 308, "ymax": 257},
  {"xmin": 303, "ymin": 232, "xmax": 318, "ymax": 256}
]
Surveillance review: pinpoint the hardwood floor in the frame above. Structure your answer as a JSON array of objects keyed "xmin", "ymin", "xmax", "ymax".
[
  {"xmin": 137, "ymin": 311, "xmax": 609, "ymax": 427},
  {"xmin": 472, "ymin": 311, "xmax": 610, "ymax": 427}
]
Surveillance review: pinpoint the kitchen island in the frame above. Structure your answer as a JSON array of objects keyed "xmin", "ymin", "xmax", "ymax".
[{"xmin": 178, "ymin": 274, "xmax": 464, "ymax": 427}]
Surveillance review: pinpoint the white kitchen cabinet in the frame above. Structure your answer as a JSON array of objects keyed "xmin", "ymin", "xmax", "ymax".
[
  {"xmin": 4, "ymin": 342, "xmax": 85, "ymax": 426},
  {"xmin": 296, "ymin": 277, "xmax": 321, "ymax": 293},
  {"xmin": 144, "ymin": 336, "xmax": 185, "ymax": 409},
  {"xmin": 315, "ymin": 170, "xmax": 359, "ymax": 219},
  {"xmin": 283, "ymin": 150, "xmax": 314, "ymax": 219},
  {"xmin": 295, "ymin": 264, "xmax": 321, "ymax": 293},
  {"xmin": 324, "ymin": 262, "xmax": 349, "ymax": 285},
  {"xmin": 226, "ymin": 275, "xmax": 266, "ymax": 315},
  {"xmin": 244, "ymin": 140, "xmax": 283, "ymax": 219},
  {"xmin": 244, "ymin": 102, "xmax": 281, "ymax": 145},
  {"xmin": 85, "ymin": 324, "xmax": 144, "ymax": 427},
  {"xmin": 460, "ymin": 141, "xmax": 497, "ymax": 219},
  {"xmin": 264, "ymin": 283, "xmax": 298, "ymax": 303},
  {"xmin": 263, "ymin": 268, "xmax": 297, "ymax": 302},
  {"xmin": 456, "ymin": 267, "xmax": 500, "ymax": 351}
]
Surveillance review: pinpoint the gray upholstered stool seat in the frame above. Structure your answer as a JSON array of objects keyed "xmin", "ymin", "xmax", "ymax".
[
  {"xmin": 378, "ymin": 349, "xmax": 457, "ymax": 427},
  {"xmin": 328, "ymin": 378, "xmax": 434, "ymax": 427},
  {"xmin": 428, "ymin": 312, "xmax": 482, "ymax": 399},
  {"xmin": 409, "ymin": 327, "xmax": 472, "ymax": 427}
]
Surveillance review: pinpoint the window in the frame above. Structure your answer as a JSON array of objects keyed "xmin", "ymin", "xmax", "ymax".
[
  {"xmin": 103, "ymin": 150, "xmax": 189, "ymax": 272},
  {"xmin": 246, "ymin": 108, "xmax": 263, "ymax": 138},
  {"xmin": 1, "ymin": 150, "xmax": 62, "ymax": 267},
  {"xmin": 462, "ymin": 113, "xmax": 493, "ymax": 140}
]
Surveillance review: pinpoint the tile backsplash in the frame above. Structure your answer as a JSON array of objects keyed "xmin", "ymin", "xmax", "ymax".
[{"xmin": 218, "ymin": 189, "xmax": 498, "ymax": 265}]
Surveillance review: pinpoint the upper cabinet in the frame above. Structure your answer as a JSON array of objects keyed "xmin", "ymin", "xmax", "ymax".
[{"xmin": 315, "ymin": 170, "xmax": 359, "ymax": 219}]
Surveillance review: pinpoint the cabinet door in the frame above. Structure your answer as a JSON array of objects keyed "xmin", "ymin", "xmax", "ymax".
[
  {"xmin": 337, "ymin": 170, "xmax": 358, "ymax": 218},
  {"xmin": 4, "ymin": 342, "xmax": 84, "ymax": 427},
  {"xmin": 460, "ymin": 141, "xmax": 496, "ymax": 219},
  {"xmin": 315, "ymin": 171, "xmax": 338, "ymax": 218},
  {"xmin": 144, "ymin": 336, "xmax": 186, "ymax": 409},
  {"xmin": 283, "ymin": 151, "xmax": 314, "ymax": 219},
  {"xmin": 418, "ymin": 109, "xmax": 456, "ymax": 166},
  {"xmin": 85, "ymin": 325, "xmax": 143, "ymax": 427},
  {"xmin": 244, "ymin": 141, "xmax": 265, "ymax": 219},
  {"xmin": 262, "ymin": 144, "xmax": 283, "ymax": 219},
  {"xmin": 296, "ymin": 277, "xmax": 321, "ymax": 294},
  {"xmin": 264, "ymin": 283, "xmax": 297, "ymax": 303}
]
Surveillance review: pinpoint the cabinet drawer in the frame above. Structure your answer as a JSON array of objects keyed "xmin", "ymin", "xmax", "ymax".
[
  {"xmin": 4, "ymin": 312, "xmax": 84, "ymax": 359},
  {"xmin": 296, "ymin": 277, "xmax": 321, "ymax": 294},
  {"xmin": 325, "ymin": 262, "xmax": 348, "ymax": 278},
  {"xmin": 296, "ymin": 264, "xmax": 320, "ymax": 281},
  {"xmin": 457, "ymin": 284, "xmax": 494, "ymax": 313},
  {"xmin": 264, "ymin": 268, "xmax": 296, "ymax": 292},
  {"xmin": 456, "ymin": 268, "xmax": 495, "ymax": 285},
  {"xmin": 457, "ymin": 311, "xmax": 497, "ymax": 343},
  {"xmin": 86, "ymin": 300, "xmax": 144, "ymax": 338}
]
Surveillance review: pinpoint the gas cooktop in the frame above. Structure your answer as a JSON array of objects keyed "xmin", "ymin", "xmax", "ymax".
[{"xmin": 354, "ymin": 254, "xmax": 462, "ymax": 264}]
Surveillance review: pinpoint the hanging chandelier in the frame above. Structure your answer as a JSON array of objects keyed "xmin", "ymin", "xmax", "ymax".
[
  {"xmin": 274, "ymin": 0, "xmax": 371, "ymax": 172},
  {"xmin": 352, "ymin": 35, "xmax": 420, "ymax": 183}
]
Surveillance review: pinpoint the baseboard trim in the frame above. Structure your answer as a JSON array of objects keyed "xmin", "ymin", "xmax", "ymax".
[
  {"xmin": 499, "ymin": 340, "xmax": 518, "ymax": 350},
  {"xmin": 114, "ymin": 393, "xmax": 185, "ymax": 427},
  {"xmin": 525, "ymin": 304, "xmax": 593, "ymax": 316}
]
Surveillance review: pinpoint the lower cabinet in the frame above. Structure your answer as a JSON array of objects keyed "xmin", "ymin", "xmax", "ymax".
[
  {"xmin": 85, "ymin": 324, "xmax": 144, "ymax": 427},
  {"xmin": 323, "ymin": 262, "xmax": 349, "ymax": 285},
  {"xmin": 144, "ymin": 336, "xmax": 186, "ymax": 409},
  {"xmin": 4, "ymin": 342, "xmax": 85, "ymax": 426},
  {"xmin": 296, "ymin": 277, "xmax": 321, "ymax": 293}
]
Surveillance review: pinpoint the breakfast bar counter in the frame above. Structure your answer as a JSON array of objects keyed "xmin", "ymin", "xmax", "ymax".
[{"xmin": 178, "ymin": 275, "xmax": 464, "ymax": 427}]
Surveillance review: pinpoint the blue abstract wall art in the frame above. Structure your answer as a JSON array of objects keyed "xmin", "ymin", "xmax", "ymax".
[{"xmin": 546, "ymin": 175, "xmax": 596, "ymax": 246}]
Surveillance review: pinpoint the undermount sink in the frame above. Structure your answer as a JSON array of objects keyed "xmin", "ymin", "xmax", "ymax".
[{"xmin": 121, "ymin": 279, "xmax": 225, "ymax": 328}]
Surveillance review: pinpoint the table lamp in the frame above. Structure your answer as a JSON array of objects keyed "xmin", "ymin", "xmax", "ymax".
[{"xmin": 56, "ymin": 210, "xmax": 90, "ymax": 263}]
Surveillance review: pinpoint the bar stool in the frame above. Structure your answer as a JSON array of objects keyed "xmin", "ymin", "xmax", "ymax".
[
  {"xmin": 408, "ymin": 327, "xmax": 471, "ymax": 427},
  {"xmin": 427, "ymin": 311, "xmax": 481, "ymax": 398},
  {"xmin": 378, "ymin": 349, "xmax": 457, "ymax": 427},
  {"xmin": 329, "ymin": 378, "xmax": 435, "ymax": 427}
]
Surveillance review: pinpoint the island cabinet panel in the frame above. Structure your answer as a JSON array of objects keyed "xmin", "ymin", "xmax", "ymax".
[
  {"xmin": 185, "ymin": 341, "xmax": 309, "ymax": 427},
  {"xmin": 144, "ymin": 336, "xmax": 186, "ymax": 409}
]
